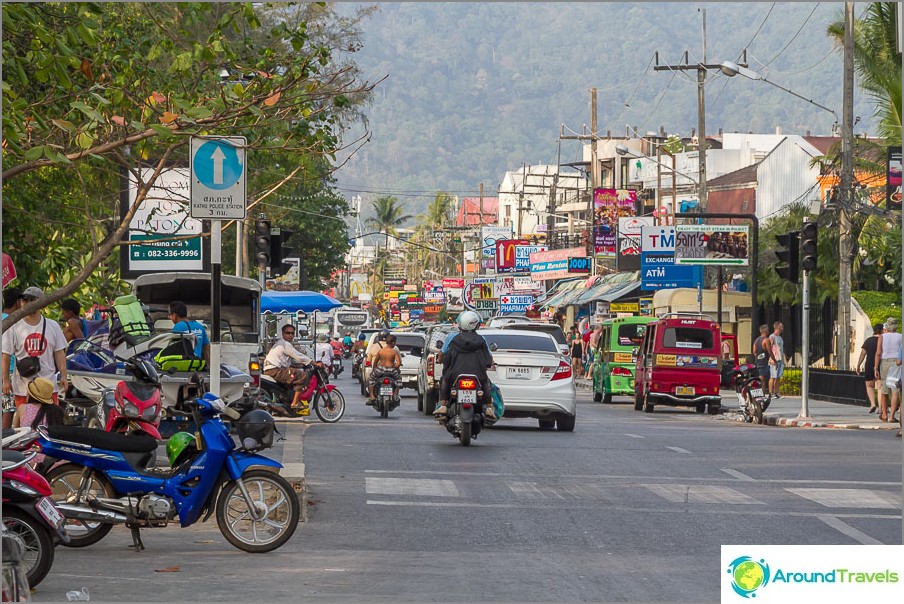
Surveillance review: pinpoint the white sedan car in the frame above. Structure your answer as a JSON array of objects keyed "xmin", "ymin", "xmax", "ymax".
[{"xmin": 478, "ymin": 328, "xmax": 576, "ymax": 431}]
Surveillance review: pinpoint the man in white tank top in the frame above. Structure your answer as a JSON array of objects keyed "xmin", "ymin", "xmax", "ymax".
[{"xmin": 874, "ymin": 318, "xmax": 902, "ymax": 423}]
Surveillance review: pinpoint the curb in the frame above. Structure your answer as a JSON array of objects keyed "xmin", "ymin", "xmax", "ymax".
[{"xmin": 719, "ymin": 411, "xmax": 899, "ymax": 431}]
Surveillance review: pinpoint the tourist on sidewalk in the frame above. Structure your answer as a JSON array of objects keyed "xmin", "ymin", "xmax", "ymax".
[
  {"xmin": 856, "ymin": 323, "xmax": 883, "ymax": 414},
  {"xmin": 874, "ymin": 317, "xmax": 901, "ymax": 423}
]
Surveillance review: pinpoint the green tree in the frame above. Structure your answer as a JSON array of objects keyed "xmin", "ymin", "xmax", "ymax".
[
  {"xmin": 2, "ymin": 2, "xmax": 375, "ymax": 328},
  {"xmin": 365, "ymin": 195, "xmax": 411, "ymax": 249}
]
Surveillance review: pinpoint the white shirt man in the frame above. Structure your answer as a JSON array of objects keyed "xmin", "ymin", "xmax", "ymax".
[{"xmin": 314, "ymin": 337, "xmax": 333, "ymax": 365}]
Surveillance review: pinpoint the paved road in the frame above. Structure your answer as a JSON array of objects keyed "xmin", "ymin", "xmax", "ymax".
[{"xmin": 33, "ymin": 367, "xmax": 902, "ymax": 602}]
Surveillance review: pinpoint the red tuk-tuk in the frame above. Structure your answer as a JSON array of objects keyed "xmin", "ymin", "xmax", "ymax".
[{"xmin": 634, "ymin": 313, "xmax": 724, "ymax": 414}]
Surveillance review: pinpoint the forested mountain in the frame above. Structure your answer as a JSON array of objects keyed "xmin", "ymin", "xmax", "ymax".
[{"xmin": 334, "ymin": 2, "xmax": 876, "ymax": 219}]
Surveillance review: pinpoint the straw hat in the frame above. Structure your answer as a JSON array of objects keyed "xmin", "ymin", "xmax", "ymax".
[{"xmin": 27, "ymin": 377, "xmax": 54, "ymax": 404}]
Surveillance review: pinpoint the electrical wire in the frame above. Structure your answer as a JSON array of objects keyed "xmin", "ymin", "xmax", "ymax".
[
  {"xmin": 758, "ymin": 3, "xmax": 820, "ymax": 69},
  {"xmin": 742, "ymin": 3, "xmax": 776, "ymax": 56}
]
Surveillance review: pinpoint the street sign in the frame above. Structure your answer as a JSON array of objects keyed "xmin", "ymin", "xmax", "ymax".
[
  {"xmin": 567, "ymin": 257, "xmax": 592, "ymax": 273},
  {"xmin": 499, "ymin": 294, "xmax": 533, "ymax": 312},
  {"xmin": 190, "ymin": 136, "xmax": 247, "ymax": 219},
  {"xmin": 674, "ymin": 224, "xmax": 749, "ymax": 266},
  {"xmin": 641, "ymin": 226, "xmax": 703, "ymax": 290}
]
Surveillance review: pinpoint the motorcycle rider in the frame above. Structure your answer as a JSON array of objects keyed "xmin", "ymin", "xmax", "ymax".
[
  {"xmin": 433, "ymin": 311, "xmax": 495, "ymax": 420},
  {"xmin": 263, "ymin": 324, "xmax": 315, "ymax": 408},
  {"xmin": 342, "ymin": 332, "xmax": 354, "ymax": 353},
  {"xmin": 367, "ymin": 334, "xmax": 401, "ymax": 405}
]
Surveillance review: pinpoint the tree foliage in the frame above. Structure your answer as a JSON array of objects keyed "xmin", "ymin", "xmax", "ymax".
[{"xmin": 2, "ymin": 2, "xmax": 375, "ymax": 328}]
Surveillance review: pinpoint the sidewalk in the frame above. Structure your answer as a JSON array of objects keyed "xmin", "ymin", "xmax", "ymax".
[{"xmin": 574, "ymin": 378, "xmax": 900, "ymax": 431}]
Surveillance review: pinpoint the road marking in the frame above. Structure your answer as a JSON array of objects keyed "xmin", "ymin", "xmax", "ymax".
[
  {"xmin": 623, "ymin": 433, "xmax": 645, "ymax": 439},
  {"xmin": 785, "ymin": 488, "xmax": 902, "ymax": 509},
  {"xmin": 817, "ymin": 515, "xmax": 886, "ymax": 544},
  {"xmin": 365, "ymin": 477, "xmax": 459, "ymax": 497},
  {"xmin": 362, "ymin": 469, "xmax": 900, "ymax": 487},
  {"xmin": 643, "ymin": 484, "xmax": 765, "ymax": 505},
  {"xmin": 721, "ymin": 468, "xmax": 756, "ymax": 481},
  {"xmin": 666, "ymin": 446, "xmax": 692, "ymax": 454},
  {"xmin": 364, "ymin": 500, "xmax": 898, "ymax": 520},
  {"xmin": 507, "ymin": 481, "xmax": 611, "ymax": 500}
]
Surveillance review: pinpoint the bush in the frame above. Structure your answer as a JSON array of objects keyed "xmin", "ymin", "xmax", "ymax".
[
  {"xmin": 852, "ymin": 290, "xmax": 902, "ymax": 328},
  {"xmin": 781, "ymin": 367, "xmax": 802, "ymax": 396}
]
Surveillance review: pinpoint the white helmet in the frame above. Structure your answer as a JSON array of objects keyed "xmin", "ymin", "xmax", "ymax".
[{"xmin": 457, "ymin": 310, "xmax": 481, "ymax": 332}]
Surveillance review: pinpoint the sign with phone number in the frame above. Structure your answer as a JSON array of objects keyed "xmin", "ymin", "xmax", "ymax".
[{"xmin": 130, "ymin": 236, "xmax": 201, "ymax": 261}]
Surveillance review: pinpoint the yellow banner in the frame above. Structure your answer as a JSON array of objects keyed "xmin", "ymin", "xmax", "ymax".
[{"xmin": 610, "ymin": 302, "xmax": 639, "ymax": 313}]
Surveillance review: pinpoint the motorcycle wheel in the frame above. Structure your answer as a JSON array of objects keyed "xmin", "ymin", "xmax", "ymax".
[
  {"xmin": 750, "ymin": 398, "xmax": 764, "ymax": 425},
  {"xmin": 743, "ymin": 394, "xmax": 755, "ymax": 423},
  {"xmin": 380, "ymin": 398, "xmax": 389, "ymax": 418},
  {"xmin": 459, "ymin": 420, "xmax": 472, "ymax": 446},
  {"xmin": 216, "ymin": 469, "xmax": 300, "ymax": 553},
  {"xmin": 46, "ymin": 463, "xmax": 116, "ymax": 547},
  {"xmin": 3, "ymin": 508, "xmax": 55, "ymax": 587},
  {"xmin": 314, "ymin": 389, "xmax": 345, "ymax": 423}
]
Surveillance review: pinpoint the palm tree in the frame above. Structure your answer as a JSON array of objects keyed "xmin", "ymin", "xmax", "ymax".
[
  {"xmin": 828, "ymin": 2, "xmax": 901, "ymax": 143},
  {"xmin": 415, "ymin": 191, "xmax": 455, "ymax": 275},
  {"xmin": 365, "ymin": 195, "xmax": 411, "ymax": 249}
]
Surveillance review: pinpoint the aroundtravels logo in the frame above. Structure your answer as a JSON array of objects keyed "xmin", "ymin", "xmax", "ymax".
[{"xmin": 727, "ymin": 556, "xmax": 771, "ymax": 598}]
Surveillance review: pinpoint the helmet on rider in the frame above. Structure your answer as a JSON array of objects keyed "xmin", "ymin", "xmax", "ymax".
[
  {"xmin": 166, "ymin": 431, "xmax": 196, "ymax": 467},
  {"xmin": 357, "ymin": 333, "xmax": 366, "ymax": 341},
  {"xmin": 457, "ymin": 310, "xmax": 481, "ymax": 332}
]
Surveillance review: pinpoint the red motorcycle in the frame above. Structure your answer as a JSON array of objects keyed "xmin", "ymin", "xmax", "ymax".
[
  {"xmin": 2, "ymin": 429, "xmax": 69, "ymax": 588},
  {"xmin": 257, "ymin": 362, "xmax": 345, "ymax": 423},
  {"xmin": 88, "ymin": 358, "xmax": 163, "ymax": 439}
]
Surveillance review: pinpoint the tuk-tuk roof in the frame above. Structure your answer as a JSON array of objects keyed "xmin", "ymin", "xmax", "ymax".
[
  {"xmin": 603, "ymin": 315, "xmax": 657, "ymax": 326},
  {"xmin": 133, "ymin": 272, "xmax": 261, "ymax": 292}
]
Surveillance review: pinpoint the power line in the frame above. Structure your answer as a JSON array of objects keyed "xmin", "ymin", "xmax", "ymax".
[
  {"xmin": 742, "ymin": 3, "xmax": 776, "ymax": 53},
  {"xmin": 759, "ymin": 3, "xmax": 820, "ymax": 69}
]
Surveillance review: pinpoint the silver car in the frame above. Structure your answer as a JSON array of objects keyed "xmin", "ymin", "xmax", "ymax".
[
  {"xmin": 359, "ymin": 331, "xmax": 425, "ymax": 395},
  {"xmin": 479, "ymin": 328, "xmax": 577, "ymax": 431}
]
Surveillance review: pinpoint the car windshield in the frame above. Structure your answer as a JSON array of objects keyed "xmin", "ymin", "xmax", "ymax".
[
  {"xmin": 482, "ymin": 332, "xmax": 558, "ymax": 353},
  {"xmin": 661, "ymin": 327, "xmax": 714, "ymax": 350},
  {"xmin": 502, "ymin": 324, "xmax": 566, "ymax": 346},
  {"xmin": 617, "ymin": 323, "xmax": 646, "ymax": 347}
]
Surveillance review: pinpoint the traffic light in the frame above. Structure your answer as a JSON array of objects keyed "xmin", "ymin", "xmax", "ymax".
[
  {"xmin": 254, "ymin": 217, "xmax": 271, "ymax": 267},
  {"xmin": 270, "ymin": 228, "xmax": 295, "ymax": 277},
  {"xmin": 801, "ymin": 220, "xmax": 818, "ymax": 272},
  {"xmin": 774, "ymin": 230, "xmax": 799, "ymax": 284}
]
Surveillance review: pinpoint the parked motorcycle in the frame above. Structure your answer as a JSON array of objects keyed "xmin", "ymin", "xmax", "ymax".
[
  {"xmin": 440, "ymin": 374, "xmax": 487, "ymax": 446},
  {"xmin": 2, "ymin": 430, "xmax": 69, "ymax": 587},
  {"xmin": 86, "ymin": 357, "xmax": 163, "ymax": 439},
  {"xmin": 258, "ymin": 362, "xmax": 345, "ymax": 423},
  {"xmin": 39, "ymin": 393, "xmax": 299, "ymax": 553},
  {"xmin": 733, "ymin": 363, "xmax": 770, "ymax": 425},
  {"xmin": 372, "ymin": 374, "xmax": 401, "ymax": 418}
]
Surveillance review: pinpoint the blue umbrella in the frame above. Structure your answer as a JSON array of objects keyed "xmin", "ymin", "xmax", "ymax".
[{"xmin": 260, "ymin": 291, "xmax": 343, "ymax": 314}]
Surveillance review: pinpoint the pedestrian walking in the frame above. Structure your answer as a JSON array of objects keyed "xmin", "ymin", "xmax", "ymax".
[
  {"xmin": 1, "ymin": 286, "xmax": 69, "ymax": 415},
  {"xmin": 567, "ymin": 324, "xmax": 582, "ymax": 375},
  {"xmin": 768, "ymin": 321, "xmax": 785, "ymax": 398},
  {"xmin": 875, "ymin": 317, "xmax": 902, "ymax": 423},
  {"xmin": 855, "ymin": 323, "xmax": 884, "ymax": 414}
]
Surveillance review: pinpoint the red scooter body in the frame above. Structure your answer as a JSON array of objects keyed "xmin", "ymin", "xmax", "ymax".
[{"xmin": 103, "ymin": 378, "xmax": 163, "ymax": 439}]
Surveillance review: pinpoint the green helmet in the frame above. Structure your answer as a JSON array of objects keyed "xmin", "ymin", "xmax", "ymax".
[{"xmin": 166, "ymin": 432, "xmax": 196, "ymax": 467}]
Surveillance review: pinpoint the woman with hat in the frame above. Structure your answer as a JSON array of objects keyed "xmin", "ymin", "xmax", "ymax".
[{"xmin": 12, "ymin": 377, "xmax": 64, "ymax": 430}]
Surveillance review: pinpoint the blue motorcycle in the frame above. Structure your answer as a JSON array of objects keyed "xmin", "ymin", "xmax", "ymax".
[{"xmin": 39, "ymin": 394, "xmax": 299, "ymax": 553}]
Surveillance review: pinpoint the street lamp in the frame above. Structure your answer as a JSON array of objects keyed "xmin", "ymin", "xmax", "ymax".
[{"xmin": 719, "ymin": 61, "xmax": 839, "ymax": 127}]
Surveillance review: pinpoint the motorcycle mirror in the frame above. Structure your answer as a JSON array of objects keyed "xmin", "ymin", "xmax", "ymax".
[{"xmin": 489, "ymin": 343, "xmax": 498, "ymax": 352}]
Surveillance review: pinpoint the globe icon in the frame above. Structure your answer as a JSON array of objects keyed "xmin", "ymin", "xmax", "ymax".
[{"xmin": 733, "ymin": 560, "xmax": 765, "ymax": 592}]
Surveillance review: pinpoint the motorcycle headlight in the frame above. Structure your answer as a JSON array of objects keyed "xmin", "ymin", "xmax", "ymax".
[
  {"xmin": 122, "ymin": 402, "xmax": 140, "ymax": 418},
  {"xmin": 8, "ymin": 480, "xmax": 40, "ymax": 497},
  {"xmin": 140, "ymin": 404, "xmax": 159, "ymax": 422}
]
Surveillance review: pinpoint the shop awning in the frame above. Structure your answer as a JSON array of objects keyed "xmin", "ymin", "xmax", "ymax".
[{"xmin": 593, "ymin": 280, "xmax": 641, "ymax": 303}]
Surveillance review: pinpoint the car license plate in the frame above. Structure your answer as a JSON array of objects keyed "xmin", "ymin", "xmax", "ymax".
[
  {"xmin": 507, "ymin": 367, "xmax": 531, "ymax": 380},
  {"xmin": 379, "ymin": 387, "xmax": 393, "ymax": 396},
  {"xmin": 750, "ymin": 388, "xmax": 764, "ymax": 398},
  {"xmin": 458, "ymin": 389, "xmax": 477, "ymax": 404},
  {"xmin": 676, "ymin": 386, "xmax": 695, "ymax": 396},
  {"xmin": 36, "ymin": 497, "xmax": 65, "ymax": 529}
]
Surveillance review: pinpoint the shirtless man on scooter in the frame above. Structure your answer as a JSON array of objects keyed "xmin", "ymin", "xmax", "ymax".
[{"xmin": 367, "ymin": 334, "xmax": 401, "ymax": 405}]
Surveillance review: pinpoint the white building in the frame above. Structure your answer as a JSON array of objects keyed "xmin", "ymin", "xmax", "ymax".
[{"xmin": 497, "ymin": 164, "xmax": 588, "ymax": 240}]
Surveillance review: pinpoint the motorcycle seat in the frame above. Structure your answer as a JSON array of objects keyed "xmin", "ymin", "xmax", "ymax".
[
  {"xmin": 2, "ymin": 449, "xmax": 26, "ymax": 465},
  {"xmin": 46, "ymin": 425, "xmax": 158, "ymax": 453}
]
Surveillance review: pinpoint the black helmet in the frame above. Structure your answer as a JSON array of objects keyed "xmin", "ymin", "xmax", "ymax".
[
  {"xmin": 234, "ymin": 409, "xmax": 276, "ymax": 451},
  {"xmin": 379, "ymin": 328, "xmax": 390, "ymax": 340}
]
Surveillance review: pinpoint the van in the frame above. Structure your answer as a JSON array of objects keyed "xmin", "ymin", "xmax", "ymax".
[
  {"xmin": 634, "ymin": 313, "xmax": 723, "ymax": 414},
  {"xmin": 591, "ymin": 316, "xmax": 655, "ymax": 404}
]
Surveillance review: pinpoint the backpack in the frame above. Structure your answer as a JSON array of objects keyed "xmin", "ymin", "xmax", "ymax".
[{"xmin": 154, "ymin": 337, "xmax": 206, "ymax": 373}]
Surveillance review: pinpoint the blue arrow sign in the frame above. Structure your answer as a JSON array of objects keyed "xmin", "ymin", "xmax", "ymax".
[{"xmin": 193, "ymin": 140, "xmax": 243, "ymax": 190}]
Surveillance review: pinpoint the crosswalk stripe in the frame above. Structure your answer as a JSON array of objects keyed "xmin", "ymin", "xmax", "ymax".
[
  {"xmin": 643, "ymin": 484, "xmax": 765, "ymax": 504},
  {"xmin": 364, "ymin": 477, "xmax": 459, "ymax": 497},
  {"xmin": 784, "ymin": 488, "xmax": 902, "ymax": 509}
]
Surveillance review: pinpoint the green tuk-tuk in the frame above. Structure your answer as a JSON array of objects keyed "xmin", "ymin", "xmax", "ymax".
[{"xmin": 592, "ymin": 316, "xmax": 655, "ymax": 404}]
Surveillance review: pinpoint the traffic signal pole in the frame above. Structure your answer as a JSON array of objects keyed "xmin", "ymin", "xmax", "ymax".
[
  {"xmin": 210, "ymin": 221, "xmax": 222, "ymax": 396},
  {"xmin": 800, "ymin": 267, "xmax": 811, "ymax": 419}
]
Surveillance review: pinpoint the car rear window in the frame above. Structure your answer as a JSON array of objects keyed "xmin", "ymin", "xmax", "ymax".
[
  {"xmin": 661, "ymin": 327, "xmax": 714, "ymax": 350},
  {"xmin": 393, "ymin": 334, "xmax": 425, "ymax": 355},
  {"xmin": 482, "ymin": 333, "xmax": 558, "ymax": 353},
  {"xmin": 617, "ymin": 323, "xmax": 646, "ymax": 346},
  {"xmin": 502, "ymin": 324, "xmax": 566, "ymax": 346}
]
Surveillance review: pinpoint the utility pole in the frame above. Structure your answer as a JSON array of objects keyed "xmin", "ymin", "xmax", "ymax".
[
  {"xmin": 654, "ymin": 25, "xmax": 745, "ymax": 213},
  {"xmin": 478, "ymin": 182, "xmax": 484, "ymax": 275},
  {"xmin": 836, "ymin": 1, "xmax": 855, "ymax": 370},
  {"xmin": 517, "ymin": 163, "xmax": 527, "ymax": 238}
]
